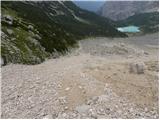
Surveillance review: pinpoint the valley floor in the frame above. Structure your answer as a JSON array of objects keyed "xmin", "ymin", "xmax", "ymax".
[{"xmin": 1, "ymin": 33, "xmax": 159, "ymax": 118}]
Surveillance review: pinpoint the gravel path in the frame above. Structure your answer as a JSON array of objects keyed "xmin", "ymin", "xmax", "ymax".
[{"xmin": 1, "ymin": 33, "xmax": 159, "ymax": 118}]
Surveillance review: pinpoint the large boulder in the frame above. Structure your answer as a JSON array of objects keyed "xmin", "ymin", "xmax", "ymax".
[
  {"xmin": 1, "ymin": 57, "xmax": 4, "ymax": 66},
  {"xmin": 129, "ymin": 62, "xmax": 146, "ymax": 74}
]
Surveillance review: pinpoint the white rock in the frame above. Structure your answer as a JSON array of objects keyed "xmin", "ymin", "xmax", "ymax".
[
  {"xmin": 57, "ymin": 84, "xmax": 62, "ymax": 88},
  {"xmin": 1, "ymin": 57, "xmax": 4, "ymax": 66},
  {"xmin": 78, "ymin": 86, "xmax": 82, "ymax": 89},
  {"xmin": 7, "ymin": 29, "xmax": 13, "ymax": 35},
  {"xmin": 88, "ymin": 108, "xmax": 97, "ymax": 118},
  {"xmin": 28, "ymin": 25, "xmax": 34, "ymax": 30},
  {"xmin": 75, "ymin": 105, "xmax": 90, "ymax": 114},
  {"xmin": 65, "ymin": 87, "xmax": 70, "ymax": 91},
  {"xmin": 64, "ymin": 106, "xmax": 68, "ymax": 110},
  {"xmin": 97, "ymin": 108, "xmax": 105, "ymax": 115},
  {"xmin": 5, "ymin": 15, "xmax": 13, "ymax": 21}
]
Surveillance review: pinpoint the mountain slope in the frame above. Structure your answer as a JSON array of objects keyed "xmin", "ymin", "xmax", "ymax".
[
  {"xmin": 1, "ymin": 1, "xmax": 126, "ymax": 65},
  {"xmin": 98, "ymin": 1, "xmax": 158, "ymax": 21},
  {"xmin": 116, "ymin": 12, "xmax": 159, "ymax": 33}
]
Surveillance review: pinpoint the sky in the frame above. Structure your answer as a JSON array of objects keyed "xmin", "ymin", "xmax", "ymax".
[{"xmin": 73, "ymin": 1, "xmax": 106, "ymax": 12}]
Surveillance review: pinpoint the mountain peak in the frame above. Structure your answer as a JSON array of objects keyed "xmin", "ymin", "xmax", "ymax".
[{"xmin": 98, "ymin": 1, "xmax": 159, "ymax": 21}]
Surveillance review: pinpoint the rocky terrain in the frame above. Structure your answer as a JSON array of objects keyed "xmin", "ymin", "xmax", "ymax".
[
  {"xmin": 1, "ymin": 33, "xmax": 159, "ymax": 119},
  {"xmin": 98, "ymin": 1, "xmax": 158, "ymax": 21},
  {"xmin": 1, "ymin": 1, "xmax": 126, "ymax": 65}
]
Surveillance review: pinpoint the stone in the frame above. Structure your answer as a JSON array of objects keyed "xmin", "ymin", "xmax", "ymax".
[
  {"xmin": 78, "ymin": 86, "xmax": 82, "ymax": 89},
  {"xmin": 6, "ymin": 29, "xmax": 13, "ymax": 35},
  {"xmin": 57, "ymin": 84, "xmax": 62, "ymax": 88},
  {"xmin": 129, "ymin": 62, "xmax": 145, "ymax": 74},
  {"xmin": 64, "ymin": 106, "xmax": 68, "ymax": 110},
  {"xmin": 5, "ymin": 15, "xmax": 13, "ymax": 21},
  {"xmin": 62, "ymin": 113, "xmax": 67, "ymax": 118},
  {"xmin": 88, "ymin": 108, "xmax": 97, "ymax": 118},
  {"xmin": 120, "ymin": 43, "xmax": 125, "ymax": 47},
  {"xmin": 35, "ymin": 34, "xmax": 41, "ymax": 39},
  {"xmin": 97, "ymin": 108, "xmax": 105, "ymax": 115},
  {"xmin": 58, "ymin": 96, "xmax": 67, "ymax": 105},
  {"xmin": 11, "ymin": 38, "xmax": 16, "ymax": 41},
  {"xmin": 75, "ymin": 104, "xmax": 90, "ymax": 114},
  {"xmin": 65, "ymin": 87, "xmax": 70, "ymax": 91},
  {"xmin": 53, "ymin": 33, "xmax": 56, "ymax": 36},
  {"xmin": 3, "ymin": 15, "xmax": 13, "ymax": 25},
  {"xmin": 43, "ymin": 114, "xmax": 53, "ymax": 119},
  {"xmin": 144, "ymin": 51, "xmax": 149, "ymax": 55},
  {"xmin": 92, "ymin": 96, "xmax": 99, "ymax": 104},
  {"xmin": 1, "ymin": 57, "xmax": 4, "ymax": 66},
  {"xmin": 28, "ymin": 25, "xmax": 34, "ymax": 30}
]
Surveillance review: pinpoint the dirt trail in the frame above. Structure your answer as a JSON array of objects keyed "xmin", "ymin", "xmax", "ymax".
[{"xmin": 1, "ymin": 33, "xmax": 159, "ymax": 118}]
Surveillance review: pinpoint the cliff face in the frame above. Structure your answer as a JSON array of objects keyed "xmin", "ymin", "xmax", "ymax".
[{"xmin": 98, "ymin": 1, "xmax": 159, "ymax": 21}]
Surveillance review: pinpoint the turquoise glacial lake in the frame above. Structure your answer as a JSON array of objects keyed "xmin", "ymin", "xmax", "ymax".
[{"xmin": 117, "ymin": 26, "xmax": 140, "ymax": 33}]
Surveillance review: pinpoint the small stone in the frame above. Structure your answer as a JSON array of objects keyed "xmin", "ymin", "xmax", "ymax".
[
  {"xmin": 28, "ymin": 25, "xmax": 34, "ymax": 30},
  {"xmin": 127, "ymin": 55, "xmax": 133, "ymax": 58},
  {"xmin": 7, "ymin": 29, "xmax": 13, "ymax": 35},
  {"xmin": 11, "ymin": 38, "xmax": 16, "ymax": 41},
  {"xmin": 3, "ymin": 15, "xmax": 13, "ymax": 25},
  {"xmin": 120, "ymin": 43, "xmax": 125, "ymax": 47},
  {"xmin": 35, "ymin": 34, "xmax": 41, "ymax": 39},
  {"xmin": 105, "ymin": 108, "xmax": 111, "ymax": 115},
  {"xmin": 113, "ymin": 73, "xmax": 117, "ymax": 75},
  {"xmin": 92, "ymin": 96, "xmax": 99, "ymax": 104},
  {"xmin": 53, "ymin": 33, "xmax": 56, "ymax": 36},
  {"xmin": 59, "ymin": 96, "xmax": 67, "ymax": 105},
  {"xmin": 82, "ymin": 90, "xmax": 86, "ymax": 94},
  {"xmin": 36, "ymin": 77, "xmax": 40, "ymax": 80},
  {"xmin": 105, "ymin": 83, "xmax": 108, "ymax": 87},
  {"xmin": 43, "ymin": 114, "xmax": 53, "ymax": 119},
  {"xmin": 80, "ymin": 73, "xmax": 85, "ymax": 78},
  {"xmin": 5, "ymin": 15, "xmax": 13, "ymax": 21},
  {"xmin": 97, "ymin": 108, "xmax": 105, "ymax": 115},
  {"xmin": 62, "ymin": 113, "xmax": 67, "ymax": 118},
  {"xmin": 65, "ymin": 87, "xmax": 70, "ymax": 91},
  {"xmin": 88, "ymin": 108, "xmax": 97, "ymax": 118},
  {"xmin": 1, "ymin": 57, "xmax": 4, "ymax": 66},
  {"xmin": 75, "ymin": 104, "xmax": 90, "ymax": 114},
  {"xmin": 64, "ymin": 106, "xmax": 68, "ymax": 110},
  {"xmin": 144, "ymin": 51, "xmax": 149, "ymax": 55},
  {"xmin": 129, "ymin": 108, "xmax": 134, "ymax": 112},
  {"xmin": 144, "ymin": 107, "xmax": 148, "ymax": 112},
  {"xmin": 78, "ymin": 86, "xmax": 82, "ymax": 89},
  {"xmin": 57, "ymin": 84, "xmax": 62, "ymax": 88}
]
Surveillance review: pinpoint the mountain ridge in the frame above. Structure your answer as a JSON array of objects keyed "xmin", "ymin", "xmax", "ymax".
[{"xmin": 98, "ymin": 1, "xmax": 159, "ymax": 21}]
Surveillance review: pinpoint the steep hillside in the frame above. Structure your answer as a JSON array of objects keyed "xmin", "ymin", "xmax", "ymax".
[
  {"xmin": 1, "ymin": 1, "xmax": 126, "ymax": 65},
  {"xmin": 116, "ymin": 12, "xmax": 159, "ymax": 33},
  {"xmin": 98, "ymin": 1, "xmax": 158, "ymax": 21}
]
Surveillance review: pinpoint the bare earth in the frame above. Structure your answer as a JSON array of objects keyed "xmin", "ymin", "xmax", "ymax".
[{"xmin": 1, "ymin": 33, "xmax": 159, "ymax": 118}]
